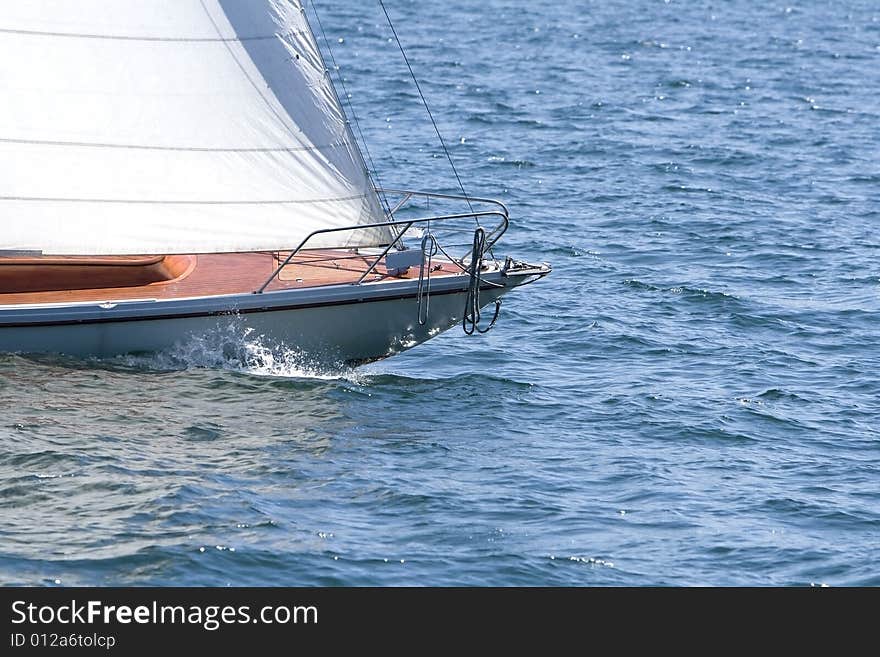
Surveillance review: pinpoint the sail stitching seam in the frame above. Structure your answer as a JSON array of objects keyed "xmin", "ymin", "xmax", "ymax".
[
  {"xmin": 0, "ymin": 195, "xmax": 369, "ymax": 205},
  {"xmin": 0, "ymin": 27, "xmax": 294, "ymax": 42},
  {"xmin": 0, "ymin": 137, "xmax": 350, "ymax": 153}
]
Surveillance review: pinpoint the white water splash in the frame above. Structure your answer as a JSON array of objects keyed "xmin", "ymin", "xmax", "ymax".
[
  {"xmin": 110, "ymin": 321, "xmax": 360, "ymax": 381},
  {"xmin": 401, "ymin": 225, "xmax": 425, "ymax": 240}
]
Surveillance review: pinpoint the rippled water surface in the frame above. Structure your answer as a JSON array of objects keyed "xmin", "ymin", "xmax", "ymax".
[{"xmin": 2, "ymin": 0, "xmax": 879, "ymax": 586}]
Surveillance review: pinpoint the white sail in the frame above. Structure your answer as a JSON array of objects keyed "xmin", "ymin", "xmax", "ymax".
[{"xmin": 0, "ymin": 0, "xmax": 392, "ymax": 255}]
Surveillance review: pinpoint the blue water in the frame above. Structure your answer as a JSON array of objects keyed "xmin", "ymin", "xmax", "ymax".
[{"xmin": 2, "ymin": 0, "xmax": 879, "ymax": 586}]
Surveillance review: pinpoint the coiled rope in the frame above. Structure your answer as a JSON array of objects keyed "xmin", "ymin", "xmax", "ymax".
[{"xmin": 463, "ymin": 228, "xmax": 502, "ymax": 335}]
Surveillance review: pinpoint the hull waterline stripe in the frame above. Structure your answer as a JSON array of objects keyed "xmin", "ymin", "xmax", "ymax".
[{"xmin": 0, "ymin": 284, "xmax": 511, "ymax": 329}]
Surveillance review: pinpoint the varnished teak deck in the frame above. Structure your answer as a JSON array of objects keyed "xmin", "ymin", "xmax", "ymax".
[{"xmin": 0, "ymin": 251, "xmax": 461, "ymax": 306}]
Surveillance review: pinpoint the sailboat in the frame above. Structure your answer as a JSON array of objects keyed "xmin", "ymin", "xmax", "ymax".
[{"xmin": 0, "ymin": 1, "xmax": 549, "ymax": 365}]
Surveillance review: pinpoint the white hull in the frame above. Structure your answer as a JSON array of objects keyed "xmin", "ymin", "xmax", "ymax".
[{"xmin": 0, "ymin": 266, "xmax": 546, "ymax": 364}]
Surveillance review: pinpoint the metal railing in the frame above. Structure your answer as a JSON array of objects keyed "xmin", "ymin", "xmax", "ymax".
[{"xmin": 254, "ymin": 189, "xmax": 509, "ymax": 294}]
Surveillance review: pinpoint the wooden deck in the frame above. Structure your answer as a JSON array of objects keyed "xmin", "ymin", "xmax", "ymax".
[{"xmin": 0, "ymin": 250, "xmax": 462, "ymax": 306}]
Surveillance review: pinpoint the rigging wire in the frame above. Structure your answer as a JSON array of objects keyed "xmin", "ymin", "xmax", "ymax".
[
  {"xmin": 309, "ymin": 1, "xmax": 392, "ymax": 218},
  {"xmin": 377, "ymin": 0, "xmax": 478, "ymax": 224}
]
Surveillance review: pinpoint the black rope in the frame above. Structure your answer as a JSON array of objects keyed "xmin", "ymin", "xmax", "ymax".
[
  {"xmin": 377, "ymin": 0, "xmax": 477, "ymax": 224},
  {"xmin": 463, "ymin": 227, "xmax": 502, "ymax": 335}
]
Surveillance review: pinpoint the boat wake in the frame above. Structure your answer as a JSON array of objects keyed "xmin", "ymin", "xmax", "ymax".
[{"xmin": 110, "ymin": 323, "xmax": 356, "ymax": 381}]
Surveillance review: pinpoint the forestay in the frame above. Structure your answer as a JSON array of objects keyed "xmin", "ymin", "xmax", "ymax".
[{"xmin": 0, "ymin": 0, "xmax": 392, "ymax": 255}]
